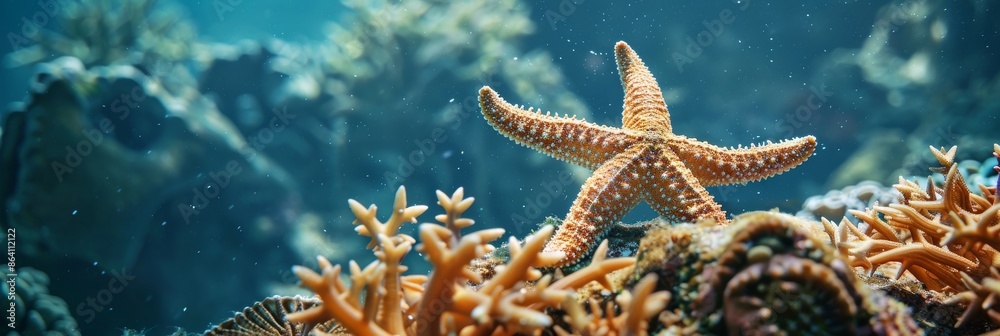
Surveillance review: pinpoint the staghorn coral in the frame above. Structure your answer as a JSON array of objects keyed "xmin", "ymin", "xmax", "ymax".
[
  {"xmin": 211, "ymin": 197, "xmax": 935, "ymax": 335},
  {"xmin": 555, "ymin": 273, "xmax": 673, "ymax": 336},
  {"xmin": 633, "ymin": 211, "xmax": 919, "ymax": 335},
  {"xmin": 921, "ymin": 156, "xmax": 1000, "ymax": 193},
  {"xmin": 827, "ymin": 144, "xmax": 1000, "ymax": 332},
  {"xmin": 946, "ymin": 267, "xmax": 1000, "ymax": 336},
  {"xmin": 268, "ymin": 186, "xmax": 672, "ymax": 335}
]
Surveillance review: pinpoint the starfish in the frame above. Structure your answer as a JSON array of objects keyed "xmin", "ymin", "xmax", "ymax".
[{"xmin": 478, "ymin": 41, "xmax": 817, "ymax": 267}]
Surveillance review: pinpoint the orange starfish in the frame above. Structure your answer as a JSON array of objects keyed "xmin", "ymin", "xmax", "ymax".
[{"xmin": 479, "ymin": 41, "xmax": 817, "ymax": 267}]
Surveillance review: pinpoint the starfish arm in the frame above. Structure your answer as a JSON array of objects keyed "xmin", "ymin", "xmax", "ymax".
[
  {"xmin": 542, "ymin": 145, "xmax": 649, "ymax": 267},
  {"xmin": 615, "ymin": 41, "xmax": 672, "ymax": 133},
  {"xmin": 644, "ymin": 145, "xmax": 728, "ymax": 223},
  {"xmin": 667, "ymin": 135, "xmax": 817, "ymax": 186},
  {"xmin": 479, "ymin": 86, "xmax": 642, "ymax": 170}
]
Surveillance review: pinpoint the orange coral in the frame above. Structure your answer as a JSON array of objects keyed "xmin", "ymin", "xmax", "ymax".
[
  {"xmin": 287, "ymin": 186, "xmax": 653, "ymax": 335},
  {"xmin": 555, "ymin": 273, "xmax": 673, "ymax": 336},
  {"xmin": 946, "ymin": 266, "xmax": 1000, "ymax": 333},
  {"xmin": 828, "ymin": 144, "xmax": 1000, "ymax": 329}
]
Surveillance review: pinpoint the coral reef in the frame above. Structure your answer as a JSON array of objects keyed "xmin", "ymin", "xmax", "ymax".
[
  {"xmin": 1, "ymin": 0, "xmax": 994, "ymax": 333},
  {"xmin": 633, "ymin": 211, "xmax": 919, "ymax": 335},
  {"xmin": 280, "ymin": 186, "xmax": 660, "ymax": 335},
  {"xmin": 1, "ymin": 0, "xmax": 597, "ymax": 331},
  {"xmin": 209, "ymin": 188, "xmax": 941, "ymax": 335},
  {"xmin": 825, "ymin": 144, "xmax": 1000, "ymax": 334},
  {"xmin": 3, "ymin": 268, "xmax": 80, "ymax": 336}
]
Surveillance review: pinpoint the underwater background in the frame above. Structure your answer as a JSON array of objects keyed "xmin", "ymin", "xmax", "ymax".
[{"xmin": 0, "ymin": 0, "xmax": 997, "ymax": 334}]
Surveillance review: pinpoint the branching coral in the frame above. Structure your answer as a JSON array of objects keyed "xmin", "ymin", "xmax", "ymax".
[
  {"xmin": 827, "ymin": 144, "xmax": 1000, "ymax": 330},
  {"xmin": 946, "ymin": 267, "xmax": 1000, "ymax": 335},
  {"xmin": 286, "ymin": 186, "xmax": 654, "ymax": 335},
  {"xmin": 555, "ymin": 273, "xmax": 672, "ymax": 336}
]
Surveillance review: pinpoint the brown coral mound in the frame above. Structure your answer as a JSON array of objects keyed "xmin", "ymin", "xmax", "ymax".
[
  {"xmin": 286, "ymin": 186, "xmax": 668, "ymax": 335},
  {"xmin": 827, "ymin": 145, "xmax": 1000, "ymax": 330},
  {"xmin": 635, "ymin": 211, "xmax": 920, "ymax": 335}
]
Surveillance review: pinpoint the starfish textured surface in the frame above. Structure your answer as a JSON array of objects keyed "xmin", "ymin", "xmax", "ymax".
[{"xmin": 479, "ymin": 41, "xmax": 817, "ymax": 267}]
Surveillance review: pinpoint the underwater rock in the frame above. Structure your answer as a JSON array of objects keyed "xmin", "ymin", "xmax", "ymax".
[
  {"xmin": 198, "ymin": 41, "xmax": 343, "ymax": 212},
  {"xmin": 3, "ymin": 268, "xmax": 80, "ymax": 336},
  {"xmin": 634, "ymin": 211, "xmax": 921, "ymax": 335},
  {"xmin": 0, "ymin": 56, "xmax": 296, "ymax": 271}
]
